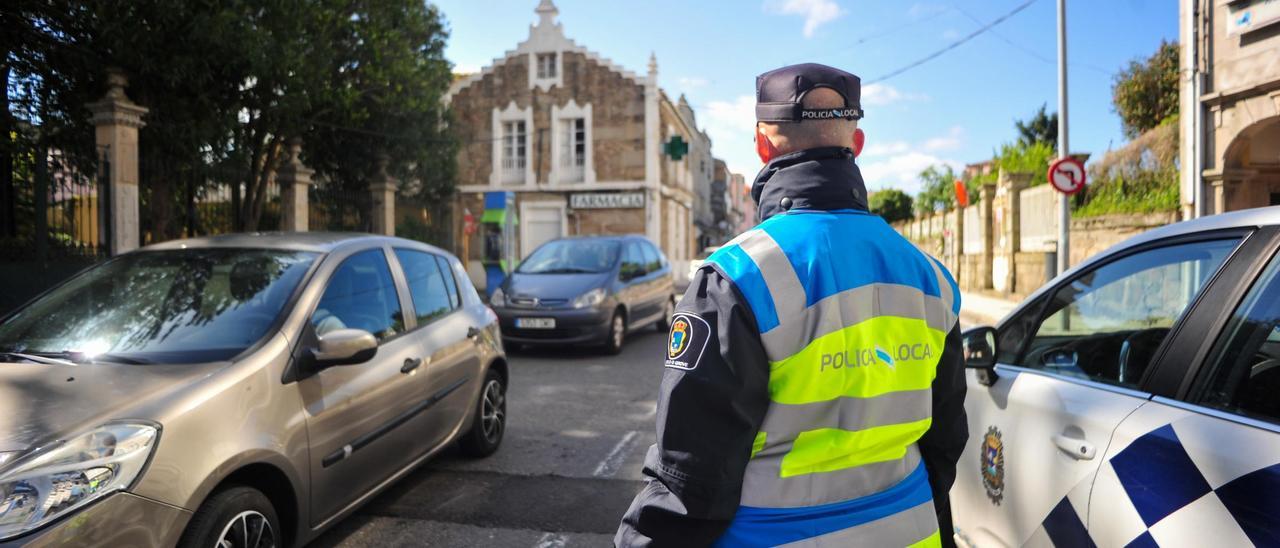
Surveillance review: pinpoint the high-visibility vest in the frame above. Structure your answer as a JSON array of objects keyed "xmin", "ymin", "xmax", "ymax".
[{"xmin": 706, "ymin": 210, "xmax": 959, "ymax": 548}]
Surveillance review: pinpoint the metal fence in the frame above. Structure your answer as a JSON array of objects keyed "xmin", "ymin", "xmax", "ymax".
[
  {"xmin": 1, "ymin": 146, "xmax": 110, "ymax": 262},
  {"xmin": 140, "ymin": 159, "xmax": 281, "ymax": 244},
  {"xmin": 309, "ymin": 180, "xmax": 371, "ymax": 232}
]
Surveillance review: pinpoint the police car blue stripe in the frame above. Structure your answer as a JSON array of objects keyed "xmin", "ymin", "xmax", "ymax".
[
  {"xmin": 1215, "ymin": 462, "xmax": 1280, "ymax": 546},
  {"xmin": 1042, "ymin": 497, "xmax": 1095, "ymax": 548},
  {"xmin": 1110, "ymin": 424, "xmax": 1213, "ymax": 527},
  {"xmin": 1124, "ymin": 531, "xmax": 1158, "ymax": 548},
  {"xmin": 758, "ymin": 211, "xmax": 942, "ymax": 307},
  {"xmin": 707, "ymin": 244, "xmax": 781, "ymax": 333},
  {"xmin": 713, "ymin": 462, "xmax": 933, "ymax": 547}
]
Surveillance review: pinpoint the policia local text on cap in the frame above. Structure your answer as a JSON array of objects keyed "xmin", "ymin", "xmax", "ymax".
[{"xmin": 615, "ymin": 63, "xmax": 968, "ymax": 548}]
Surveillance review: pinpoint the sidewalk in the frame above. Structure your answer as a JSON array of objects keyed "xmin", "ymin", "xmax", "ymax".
[{"xmin": 959, "ymin": 291, "xmax": 1021, "ymax": 327}]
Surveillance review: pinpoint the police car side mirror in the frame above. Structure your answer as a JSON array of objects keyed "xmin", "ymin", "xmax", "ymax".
[{"xmin": 962, "ymin": 326, "xmax": 999, "ymax": 387}]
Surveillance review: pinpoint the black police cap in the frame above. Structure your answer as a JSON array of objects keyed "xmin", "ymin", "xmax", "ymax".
[{"xmin": 756, "ymin": 63, "xmax": 863, "ymax": 123}]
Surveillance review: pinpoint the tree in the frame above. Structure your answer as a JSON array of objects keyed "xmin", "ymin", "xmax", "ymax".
[
  {"xmin": 914, "ymin": 164, "xmax": 960, "ymax": 214},
  {"xmin": 869, "ymin": 188, "xmax": 913, "ymax": 223},
  {"xmin": 1113, "ymin": 40, "xmax": 1179, "ymax": 139},
  {"xmin": 5, "ymin": 0, "xmax": 456, "ymax": 237},
  {"xmin": 1015, "ymin": 104, "xmax": 1058, "ymax": 150}
]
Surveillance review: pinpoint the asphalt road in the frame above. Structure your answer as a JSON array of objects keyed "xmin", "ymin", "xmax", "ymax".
[{"xmin": 310, "ymin": 328, "xmax": 668, "ymax": 547}]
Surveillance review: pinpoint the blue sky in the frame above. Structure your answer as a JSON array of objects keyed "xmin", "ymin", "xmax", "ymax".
[{"xmin": 434, "ymin": 0, "xmax": 1178, "ymax": 195}]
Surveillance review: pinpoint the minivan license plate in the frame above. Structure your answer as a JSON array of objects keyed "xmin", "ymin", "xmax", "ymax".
[{"xmin": 516, "ymin": 317, "xmax": 555, "ymax": 329}]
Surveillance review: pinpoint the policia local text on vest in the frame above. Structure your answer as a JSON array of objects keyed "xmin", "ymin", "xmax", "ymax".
[{"xmin": 615, "ymin": 63, "xmax": 968, "ymax": 548}]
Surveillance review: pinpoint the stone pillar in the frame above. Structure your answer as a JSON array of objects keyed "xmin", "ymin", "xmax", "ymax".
[
  {"xmin": 979, "ymin": 183, "xmax": 997, "ymax": 290},
  {"xmin": 999, "ymin": 171, "xmax": 1032, "ymax": 294},
  {"xmin": 369, "ymin": 154, "xmax": 397, "ymax": 235},
  {"xmin": 277, "ymin": 137, "xmax": 314, "ymax": 232},
  {"xmin": 87, "ymin": 70, "xmax": 148, "ymax": 255}
]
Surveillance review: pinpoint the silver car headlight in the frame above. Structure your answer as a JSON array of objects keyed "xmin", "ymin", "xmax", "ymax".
[
  {"xmin": 0, "ymin": 423, "xmax": 158, "ymax": 540},
  {"xmin": 573, "ymin": 287, "xmax": 606, "ymax": 309},
  {"xmin": 489, "ymin": 287, "xmax": 506, "ymax": 307}
]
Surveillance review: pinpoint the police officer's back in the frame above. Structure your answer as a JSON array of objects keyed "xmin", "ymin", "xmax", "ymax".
[{"xmin": 615, "ymin": 64, "xmax": 968, "ymax": 548}]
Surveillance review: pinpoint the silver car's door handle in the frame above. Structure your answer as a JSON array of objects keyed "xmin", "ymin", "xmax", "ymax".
[
  {"xmin": 401, "ymin": 357, "xmax": 424, "ymax": 374},
  {"xmin": 1052, "ymin": 434, "xmax": 1096, "ymax": 460}
]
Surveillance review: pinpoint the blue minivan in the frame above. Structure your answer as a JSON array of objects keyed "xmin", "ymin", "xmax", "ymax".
[{"xmin": 489, "ymin": 235, "xmax": 674, "ymax": 354}]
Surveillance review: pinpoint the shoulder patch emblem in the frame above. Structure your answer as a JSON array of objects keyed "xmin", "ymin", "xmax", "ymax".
[{"xmin": 665, "ymin": 313, "xmax": 710, "ymax": 370}]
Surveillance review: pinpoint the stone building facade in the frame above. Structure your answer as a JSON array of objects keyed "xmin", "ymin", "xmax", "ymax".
[
  {"xmin": 1182, "ymin": 0, "xmax": 1280, "ymax": 215},
  {"xmin": 447, "ymin": 0, "xmax": 701, "ymax": 283}
]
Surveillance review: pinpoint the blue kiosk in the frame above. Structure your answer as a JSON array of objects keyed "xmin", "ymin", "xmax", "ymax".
[{"xmin": 481, "ymin": 191, "xmax": 517, "ymax": 297}]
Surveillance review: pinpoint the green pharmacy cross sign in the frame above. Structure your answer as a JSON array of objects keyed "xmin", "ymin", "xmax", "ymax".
[{"xmin": 665, "ymin": 135, "xmax": 689, "ymax": 161}]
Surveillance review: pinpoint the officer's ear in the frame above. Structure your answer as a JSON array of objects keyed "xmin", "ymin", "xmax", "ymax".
[{"xmin": 852, "ymin": 128, "xmax": 866, "ymax": 158}]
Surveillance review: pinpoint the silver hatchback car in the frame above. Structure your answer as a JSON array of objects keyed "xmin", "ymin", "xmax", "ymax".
[{"xmin": 0, "ymin": 233, "xmax": 507, "ymax": 547}]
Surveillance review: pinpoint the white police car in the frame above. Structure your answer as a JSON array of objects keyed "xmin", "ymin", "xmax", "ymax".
[{"xmin": 954, "ymin": 207, "xmax": 1280, "ymax": 547}]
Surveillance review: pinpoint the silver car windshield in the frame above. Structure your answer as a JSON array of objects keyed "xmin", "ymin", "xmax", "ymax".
[{"xmin": 0, "ymin": 249, "xmax": 317, "ymax": 364}]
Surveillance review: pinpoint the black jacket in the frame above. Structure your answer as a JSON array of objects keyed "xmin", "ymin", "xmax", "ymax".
[{"xmin": 615, "ymin": 148, "xmax": 968, "ymax": 547}]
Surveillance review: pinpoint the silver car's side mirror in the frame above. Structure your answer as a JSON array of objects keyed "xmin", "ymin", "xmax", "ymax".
[
  {"xmin": 314, "ymin": 328, "xmax": 378, "ymax": 366},
  {"xmin": 962, "ymin": 326, "xmax": 999, "ymax": 387}
]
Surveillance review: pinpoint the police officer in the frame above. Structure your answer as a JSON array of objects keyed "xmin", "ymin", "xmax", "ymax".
[{"xmin": 615, "ymin": 63, "xmax": 968, "ymax": 547}]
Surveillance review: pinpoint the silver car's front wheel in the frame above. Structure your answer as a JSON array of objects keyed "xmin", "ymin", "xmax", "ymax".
[
  {"xmin": 215, "ymin": 510, "xmax": 276, "ymax": 548},
  {"xmin": 178, "ymin": 486, "xmax": 280, "ymax": 548}
]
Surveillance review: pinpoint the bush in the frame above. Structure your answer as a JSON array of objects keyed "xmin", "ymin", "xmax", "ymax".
[
  {"xmin": 869, "ymin": 189, "xmax": 914, "ymax": 223},
  {"xmin": 1074, "ymin": 122, "xmax": 1180, "ymax": 217},
  {"xmin": 996, "ymin": 141, "xmax": 1056, "ymax": 187}
]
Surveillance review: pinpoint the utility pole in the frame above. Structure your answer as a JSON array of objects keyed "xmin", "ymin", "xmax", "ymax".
[{"xmin": 1056, "ymin": 0, "xmax": 1071, "ymax": 275}]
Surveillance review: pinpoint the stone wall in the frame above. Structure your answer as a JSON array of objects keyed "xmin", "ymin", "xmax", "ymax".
[
  {"xmin": 449, "ymin": 51, "xmax": 647, "ymax": 186},
  {"xmin": 575, "ymin": 206, "xmax": 644, "ymax": 235},
  {"xmin": 895, "ymin": 171, "xmax": 1182, "ymax": 299}
]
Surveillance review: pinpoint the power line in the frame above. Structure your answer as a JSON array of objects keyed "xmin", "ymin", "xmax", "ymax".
[
  {"xmin": 866, "ymin": 0, "xmax": 1040, "ymax": 84},
  {"xmin": 951, "ymin": 4, "xmax": 1113, "ymax": 76}
]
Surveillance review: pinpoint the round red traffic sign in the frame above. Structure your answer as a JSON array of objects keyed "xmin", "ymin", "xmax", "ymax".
[{"xmin": 1047, "ymin": 157, "xmax": 1087, "ymax": 195}]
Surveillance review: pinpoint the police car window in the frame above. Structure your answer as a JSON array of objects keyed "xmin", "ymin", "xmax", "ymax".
[
  {"xmin": 1017, "ymin": 239, "xmax": 1238, "ymax": 388},
  {"xmin": 1196, "ymin": 252, "xmax": 1280, "ymax": 424},
  {"xmin": 394, "ymin": 249, "xmax": 454, "ymax": 325},
  {"xmin": 313, "ymin": 249, "xmax": 405, "ymax": 342}
]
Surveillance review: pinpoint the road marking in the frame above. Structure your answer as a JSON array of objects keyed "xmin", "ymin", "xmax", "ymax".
[
  {"xmin": 593, "ymin": 430, "xmax": 640, "ymax": 478},
  {"xmin": 535, "ymin": 532, "xmax": 568, "ymax": 548}
]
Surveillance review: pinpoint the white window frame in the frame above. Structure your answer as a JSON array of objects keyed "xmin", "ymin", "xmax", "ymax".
[
  {"xmin": 536, "ymin": 52, "xmax": 557, "ymax": 79},
  {"xmin": 491, "ymin": 101, "xmax": 535, "ymax": 186},
  {"xmin": 549, "ymin": 99, "xmax": 595, "ymax": 184},
  {"xmin": 528, "ymin": 50, "xmax": 562, "ymax": 91}
]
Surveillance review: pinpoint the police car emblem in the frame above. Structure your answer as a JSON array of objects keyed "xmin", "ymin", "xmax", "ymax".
[
  {"xmin": 665, "ymin": 313, "xmax": 709, "ymax": 370},
  {"xmin": 980, "ymin": 426, "xmax": 1005, "ymax": 505}
]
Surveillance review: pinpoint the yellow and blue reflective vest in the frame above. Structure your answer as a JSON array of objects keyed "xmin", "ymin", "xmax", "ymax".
[
  {"xmin": 711, "ymin": 209, "xmax": 959, "ymax": 547},
  {"xmin": 617, "ymin": 148, "xmax": 967, "ymax": 548}
]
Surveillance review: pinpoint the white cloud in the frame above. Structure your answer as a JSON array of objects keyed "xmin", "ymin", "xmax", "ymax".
[
  {"xmin": 765, "ymin": 0, "xmax": 845, "ymax": 38},
  {"xmin": 860, "ymin": 152, "xmax": 962, "ymax": 195},
  {"xmin": 941, "ymin": 28, "xmax": 962, "ymax": 40},
  {"xmin": 451, "ymin": 62, "xmax": 481, "ymax": 74},
  {"xmin": 858, "ymin": 127, "xmax": 966, "ymax": 194},
  {"xmin": 922, "ymin": 126, "xmax": 965, "ymax": 152},
  {"xmin": 701, "ymin": 95, "xmax": 763, "ymax": 178},
  {"xmin": 861, "ymin": 83, "xmax": 928, "ymax": 107},
  {"xmin": 678, "ymin": 77, "xmax": 710, "ymax": 90},
  {"xmin": 862, "ymin": 140, "xmax": 911, "ymax": 158}
]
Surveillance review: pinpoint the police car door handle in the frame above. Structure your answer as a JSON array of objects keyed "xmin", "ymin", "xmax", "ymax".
[{"xmin": 1052, "ymin": 434, "xmax": 1096, "ymax": 460}]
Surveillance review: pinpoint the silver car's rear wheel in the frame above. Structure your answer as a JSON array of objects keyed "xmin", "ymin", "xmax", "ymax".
[
  {"xmin": 215, "ymin": 510, "xmax": 275, "ymax": 548},
  {"xmin": 481, "ymin": 378, "xmax": 506, "ymax": 444},
  {"xmin": 460, "ymin": 368, "xmax": 507, "ymax": 458}
]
